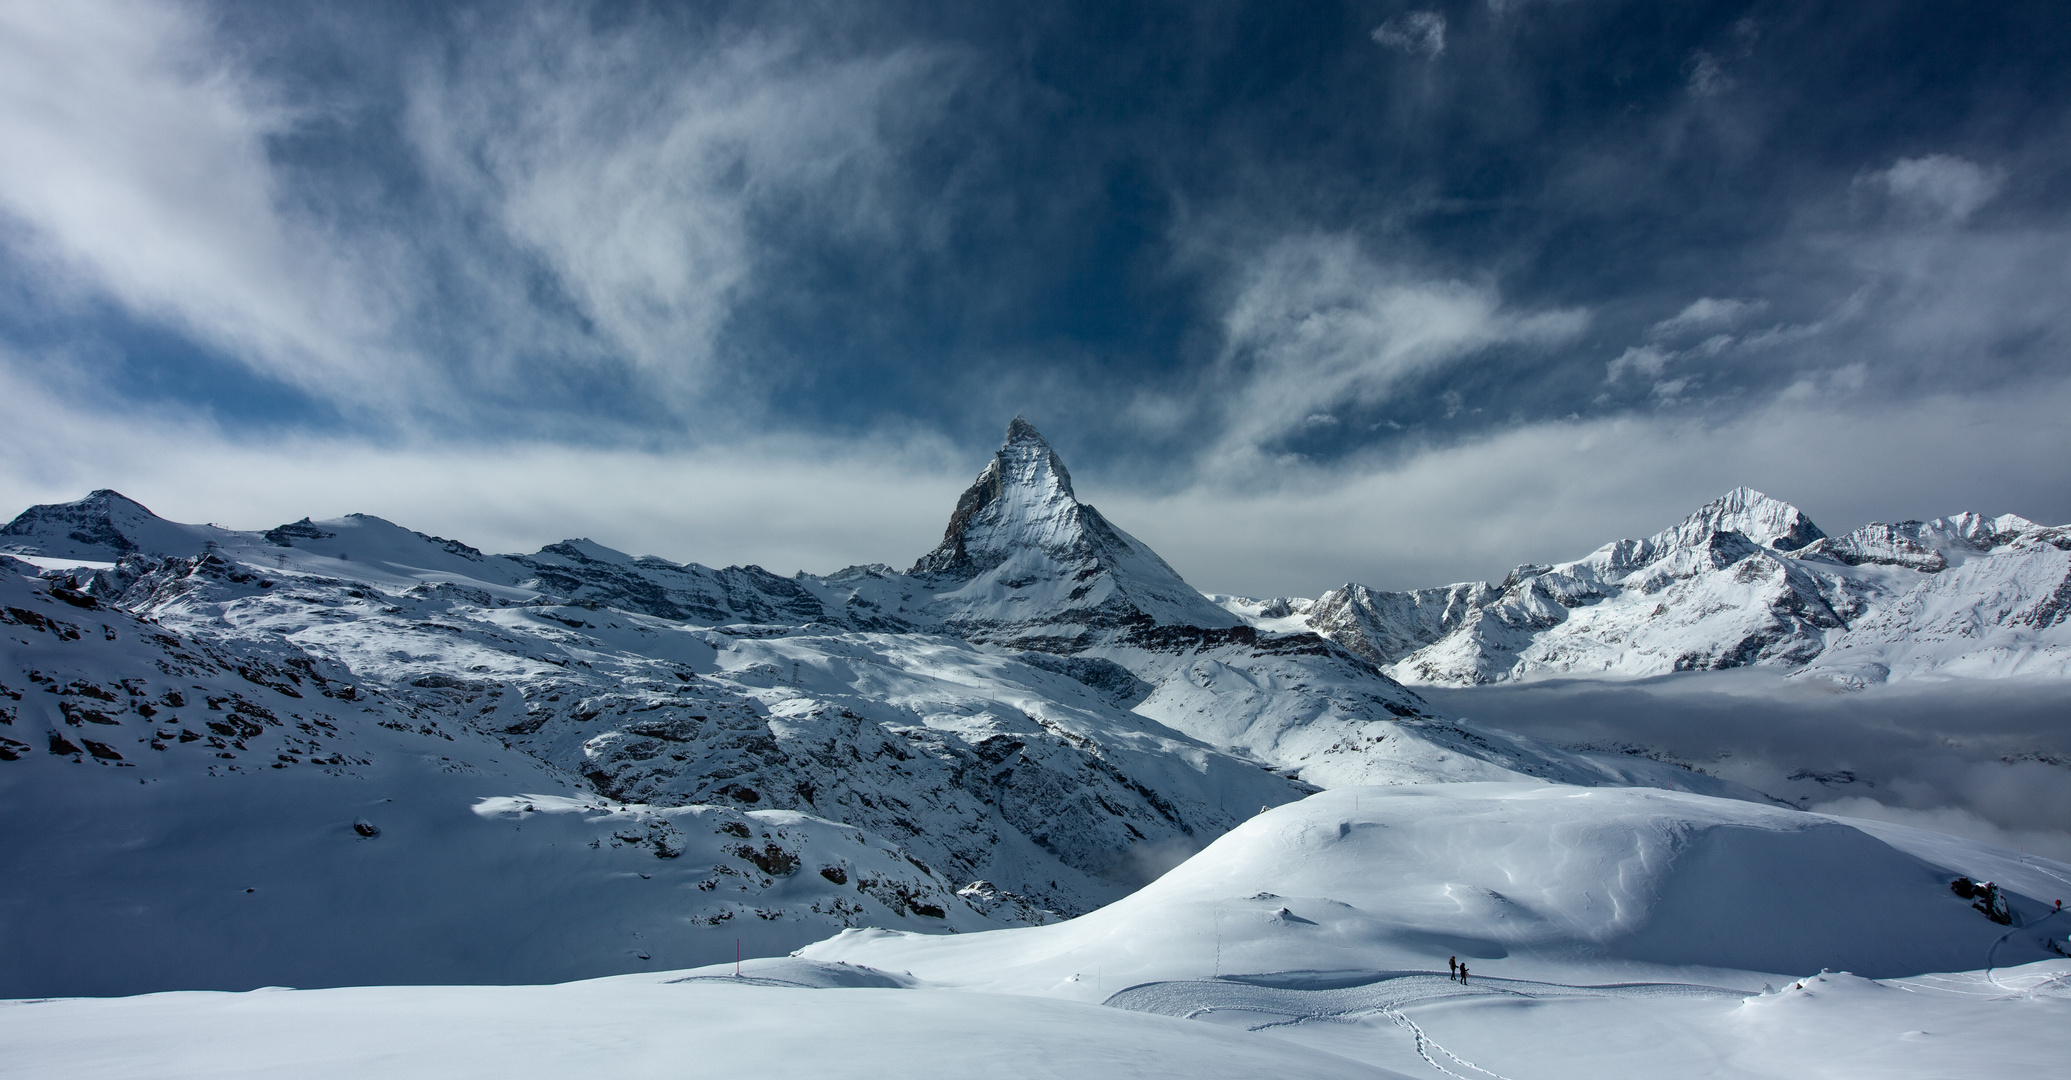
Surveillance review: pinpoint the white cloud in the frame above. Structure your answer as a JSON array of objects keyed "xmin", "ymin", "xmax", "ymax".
[
  {"xmin": 403, "ymin": 14, "xmax": 957, "ymax": 402},
  {"xmin": 1811, "ymin": 798, "xmax": 2071, "ymax": 864},
  {"xmin": 0, "ymin": 0, "xmax": 413, "ymax": 406},
  {"xmin": 1605, "ymin": 344, "xmax": 1670, "ymax": 382},
  {"xmin": 1648, "ymin": 376, "xmax": 1690, "ymax": 401},
  {"xmin": 0, "ymin": 362, "xmax": 968, "ymax": 577},
  {"xmin": 1415, "ymin": 675, "xmax": 2071, "ymax": 864},
  {"xmin": 6, "ymin": 353, "xmax": 2071, "ymax": 602},
  {"xmin": 1212, "ymin": 235, "xmax": 1587, "ymax": 456},
  {"xmin": 1604, "ymin": 299, "xmax": 1772, "ymax": 392},
  {"xmin": 1649, "ymin": 297, "xmax": 1766, "ymax": 338},
  {"xmin": 1371, "ymin": 12, "xmax": 1447, "ymax": 58},
  {"xmin": 1099, "ymin": 375, "xmax": 2071, "ymax": 597},
  {"xmin": 1871, "ymin": 154, "xmax": 2005, "ymax": 223}
]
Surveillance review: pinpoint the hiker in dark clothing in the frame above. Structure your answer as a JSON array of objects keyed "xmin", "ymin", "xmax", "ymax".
[
  {"xmin": 1448, "ymin": 956, "xmax": 1457, "ymax": 979},
  {"xmin": 1459, "ymin": 964, "xmax": 1469, "ymax": 985}
]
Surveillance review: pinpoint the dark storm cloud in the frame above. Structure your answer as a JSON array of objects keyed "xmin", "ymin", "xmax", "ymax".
[{"xmin": 0, "ymin": 0, "xmax": 2068, "ymax": 592}]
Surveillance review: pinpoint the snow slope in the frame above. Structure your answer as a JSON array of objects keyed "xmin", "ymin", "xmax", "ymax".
[
  {"xmin": 0, "ymin": 967, "xmax": 1414, "ymax": 1080},
  {"xmin": 789, "ymin": 783, "xmax": 2071, "ymax": 1078},
  {"xmin": 0, "ymin": 568, "xmax": 1052, "ymax": 997},
  {"xmin": 10, "ymin": 784, "xmax": 2068, "ymax": 1079},
  {"xmin": 802, "ymin": 784, "xmax": 2067, "ymax": 990}
]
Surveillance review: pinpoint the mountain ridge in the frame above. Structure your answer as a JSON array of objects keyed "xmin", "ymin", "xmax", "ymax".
[{"xmin": 1220, "ymin": 488, "xmax": 2070, "ymax": 686}]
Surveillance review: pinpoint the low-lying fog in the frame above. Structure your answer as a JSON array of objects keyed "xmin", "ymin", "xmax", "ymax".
[{"xmin": 1421, "ymin": 672, "xmax": 2071, "ymax": 862}]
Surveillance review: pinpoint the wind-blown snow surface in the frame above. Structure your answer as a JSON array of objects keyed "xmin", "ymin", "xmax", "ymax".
[
  {"xmin": 11, "ymin": 785, "xmax": 2063, "ymax": 1079},
  {"xmin": 803, "ymin": 785, "xmax": 2068, "ymax": 987},
  {"xmin": 789, "ymin": 784, "xmax": 2071, "ymax": 1078},
  {"xmin": 1226, "ymin": 488, "xmax": 2071, "ymax": 687}
]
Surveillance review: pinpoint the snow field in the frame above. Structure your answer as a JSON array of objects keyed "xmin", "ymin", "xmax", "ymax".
[{"xmin": 0, "ymin": 968, "xmax": 1412, "ymax": 1080}]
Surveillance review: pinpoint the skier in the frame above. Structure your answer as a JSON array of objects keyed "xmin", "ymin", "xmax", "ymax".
[{"xmin": 1448, "ymin": 956, "xmax": 1457, "ymax": 980}]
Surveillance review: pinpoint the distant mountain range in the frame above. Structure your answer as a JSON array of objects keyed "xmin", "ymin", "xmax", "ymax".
[{"xmin": 1215, "ymin": 488, "xmax": 2070, "ymax": 688}]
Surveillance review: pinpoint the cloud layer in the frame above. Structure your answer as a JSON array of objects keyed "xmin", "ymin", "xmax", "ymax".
[
  {"xmin": 0, "ymin": 0, "xmax": 2067, "ymax": 594},
  {"xmin": 1422, "ymin": 673, "xmax": 2071, "ymax": 862}
]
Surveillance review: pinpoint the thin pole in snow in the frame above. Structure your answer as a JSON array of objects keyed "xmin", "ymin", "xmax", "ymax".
[{"xmin": 736, "ymin": 939, "xmax": 741, "ymax": 977}]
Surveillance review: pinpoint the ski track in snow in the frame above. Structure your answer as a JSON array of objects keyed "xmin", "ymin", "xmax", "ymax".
[
  {"xmin": 1106, "ymin": 969, "xmax": 1746, "ymax": 1021},
  {"xmin": 1109, "ymin": 971, "xmax": 1744, "ymax": 1080}
]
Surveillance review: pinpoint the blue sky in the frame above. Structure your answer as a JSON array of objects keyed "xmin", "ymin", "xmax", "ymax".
[{"xmin": 2, "ymin": 0, "xmax": 2069, "ymax": 596}]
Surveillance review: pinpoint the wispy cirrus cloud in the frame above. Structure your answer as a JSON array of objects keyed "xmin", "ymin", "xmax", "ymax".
[
  {"xmin": 0, "ymin": 0, "xmax": 412, "ymax": 408},
  {"xmin": 1202, "ymin": 235, "xmax": 1588, "ymax": 461},
  {"xmin": 402, "ymin": 10, "xmax": 968, "ymax": 409},
  {"xmin": 1649, "ymin": 297, "xmax": 1767, "ymax": 339},
  {"xmin": 0, "ymin": 0, "xmax": 973, "ymax": 436}
]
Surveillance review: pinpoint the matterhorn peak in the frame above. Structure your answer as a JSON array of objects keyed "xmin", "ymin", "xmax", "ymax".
[
  {"xmin": 911, "ymin": 417, "xmax": 1080, "ymax": 575},
  {"xmin": 908, "ymin": 418, "xmax": 1237, "ymax": 641}
]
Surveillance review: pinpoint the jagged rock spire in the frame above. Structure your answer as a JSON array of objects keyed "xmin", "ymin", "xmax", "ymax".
[
  {"xmin": 909, "ymin": 418, "xmax": 1237, "ymax": 639},
  {"xmin": 913, "ymin": 417, "xmax": 1076, "ymax": 575}
]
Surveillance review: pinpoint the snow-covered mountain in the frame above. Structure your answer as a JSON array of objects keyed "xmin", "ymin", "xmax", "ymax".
[
  {"xmin": 2, "ymin": 420, "xmax": 1741, "ymax": 996},
  {"xmin": 1228, "ymin": 487, "xmax": 2071, "ymax": 687},
  {"xmin": 906, "ymin": 416, "xmax": 1243, "ymax": 642},
  {"xmin": 10, "ymin": 422, "xmax": 2071, "ymax": 1076}
]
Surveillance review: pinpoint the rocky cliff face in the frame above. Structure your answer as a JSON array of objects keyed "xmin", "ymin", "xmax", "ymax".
[{"xmin": 1796, "ymin": 522, "xmax": 2071, "ymax": 685}]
